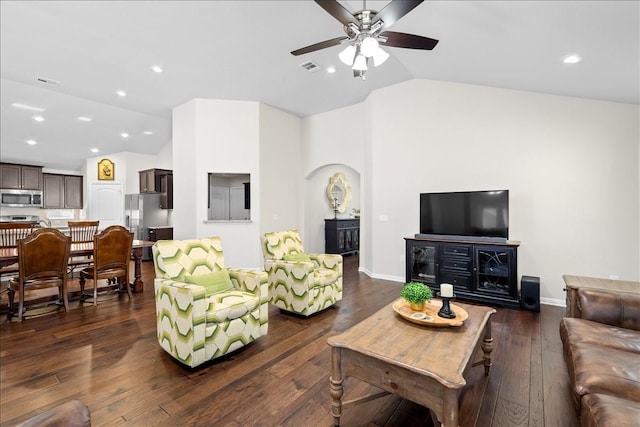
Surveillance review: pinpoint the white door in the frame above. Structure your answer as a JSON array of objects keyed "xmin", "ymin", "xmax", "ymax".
[{"xmin": 89, "ymin": 183, "xmax": 123, "ymax": 228}]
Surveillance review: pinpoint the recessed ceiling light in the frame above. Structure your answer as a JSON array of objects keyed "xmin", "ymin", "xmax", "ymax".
[
  {"xmin": 116, "ymin": 90, "xmax": 127, "ymax": 97},
  {"xmin": 327, "ymin": 66, "xmax": 336, "ymax": 74},
  {"xmin": 91, "ymin": 148, "xmax": 99, "ymax": 153},
  {"xmin": 562, "ymin": 54, "xmax": 582, "ymax": 64},
  {"xmin": 11, "ymin": 103, "xmax": 45, "ymax": 112},
  {"xmin": 121, "ymin": 132, "xmax": 129, "ymax": 138},
  {"xmin": 143, "ymin": 131, "xmax": 153, "ymax": 135},
  {"xmin": 25, "ymin": 139, "xmax": 37, "ymax": 145},
  {"xmin": 77, "ymin": 116, "xmax": 93, "ymax": 122},
  {"xmin": 33, "ymin": 115, "xmax": 44, "ymax": 122},
  {"xmin": 151, "ymin": 65, "xmax": 163, "ymax": 73}
]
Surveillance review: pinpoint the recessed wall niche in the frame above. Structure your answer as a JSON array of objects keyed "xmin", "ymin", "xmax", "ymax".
[{"xmin": 208, "ymin": 173, "xmax": 251, "ymax": 221}]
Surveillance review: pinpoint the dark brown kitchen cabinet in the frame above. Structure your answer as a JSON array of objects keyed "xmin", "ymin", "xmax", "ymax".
[
  {"xmin": 64, "ymin": 175, "xmax": 83, "ymax": 208},
  {"xmin": 139, "ymin": 168, "xmax": 172, "ymax": 194},
  {"xmin": 159, "ymin": 173, "xmax": 173, "ymax": 209},
  {"xmin": 43, "ymin": 173, "xmax": 83, "ymax": 209},
  {"xmin": 0, "ymin": 163, "xmax": 43, "ymax": 190},
  {"xmin": 140, "ymin": 168, "xmax": 173, "ymax": 209}
]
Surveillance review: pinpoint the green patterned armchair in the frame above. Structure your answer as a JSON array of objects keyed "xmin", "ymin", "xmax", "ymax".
[
  {"xmin": 261, "ymin": 229, "xmax": 342, "ymax": 316},
  {"xmin": 152, "ymin": 237, "xmax": 268, "ymax": 368}
]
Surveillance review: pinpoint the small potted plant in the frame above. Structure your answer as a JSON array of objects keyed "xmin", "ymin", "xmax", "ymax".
[{"xmin": 401, "ymin": 281, "xmax": 433, "ymax": 311}]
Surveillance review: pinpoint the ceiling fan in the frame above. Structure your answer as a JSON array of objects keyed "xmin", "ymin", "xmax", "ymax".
[{"xmin": 291, "ymin": 0, "xmax": 439, "ymax": 79}]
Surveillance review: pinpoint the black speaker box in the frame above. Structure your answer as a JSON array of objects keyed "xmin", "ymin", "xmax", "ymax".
[{"xmin": 520, "ymin": 276, "xmax": 540, "ymax": 312}]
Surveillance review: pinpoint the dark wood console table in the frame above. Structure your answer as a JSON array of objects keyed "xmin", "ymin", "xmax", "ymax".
[
  {"xmin": 405, "ymin": 236, "xmax": 521, "ymax": 308},
  {"xmin": 325, "ymin": 219, "xmax": 359, "ymax": 255}
]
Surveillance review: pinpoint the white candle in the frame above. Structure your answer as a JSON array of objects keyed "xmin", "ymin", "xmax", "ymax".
[{"xmin": 440, "ymin": 283, "xmax": 454, "ymax": 298}]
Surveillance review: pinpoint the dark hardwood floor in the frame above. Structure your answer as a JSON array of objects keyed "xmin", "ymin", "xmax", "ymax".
[{"xmin": 0, "ymin": 256, "xmax": 578, "ymax": 426}]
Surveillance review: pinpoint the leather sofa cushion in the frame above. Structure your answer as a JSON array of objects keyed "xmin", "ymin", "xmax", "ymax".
[
  {"xmin": 577, "ymin": 288, "xmax": 640, "ymax": 330},
  {"xmin": 560, "ymin": 317, "xmax": 640, "ymax": 354},
  {"xmin": 581, "ymin": 393, "xmax": 640, "ymax": 427},
  {"xmin": 567, "ymin": 342, "xmax": 640, "ymax": 412}
]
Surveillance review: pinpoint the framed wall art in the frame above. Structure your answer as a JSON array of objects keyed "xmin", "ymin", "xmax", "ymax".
[{"xmin": 98, "ymin": 158, "xmax": 115, "ymax": 181}]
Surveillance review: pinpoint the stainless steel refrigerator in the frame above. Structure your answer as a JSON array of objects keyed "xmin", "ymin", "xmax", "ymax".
[{"xmin": 124, "ymin": 193, "xmax": 169, "ymax": 260}]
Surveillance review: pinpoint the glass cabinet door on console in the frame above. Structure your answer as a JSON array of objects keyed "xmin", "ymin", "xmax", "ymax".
[
  {"xmin": 406, "ymin": 241, "xmax": 437, "ymax": 285},
  {"xmin": 474, "ymin": 246, "xmax": 518, "ymax": 300}
]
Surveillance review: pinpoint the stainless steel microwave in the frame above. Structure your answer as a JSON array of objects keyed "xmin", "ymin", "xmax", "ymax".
[{"xmin": 0, "ymin": 189, "xmax": 43, "ymax": 208}]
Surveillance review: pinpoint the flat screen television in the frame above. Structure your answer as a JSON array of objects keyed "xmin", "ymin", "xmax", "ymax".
[{"xmin": 419, "ymin": 190, "xmax": 509, "ymax": 241}]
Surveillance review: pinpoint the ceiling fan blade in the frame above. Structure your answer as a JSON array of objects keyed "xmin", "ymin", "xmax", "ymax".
[
  {"xmin": 314, "ymin": 0, "xmax": 358, "ymax": 25},
  {"xmin": 372, "ymin": 0, "xmax": 424, "ymax": 31},
  {"xmin": 380, "ymin": 31, "xmax": 439, "ymax": 50},
  {"xmin": 291, "ymin": 36, "xmax": 349, "ymax": 56}
]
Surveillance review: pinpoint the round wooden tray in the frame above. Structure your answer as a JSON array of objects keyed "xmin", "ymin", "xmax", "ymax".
[{"xmin": 392, "ymin": 298, "xmax": 468, "ymax": 327}]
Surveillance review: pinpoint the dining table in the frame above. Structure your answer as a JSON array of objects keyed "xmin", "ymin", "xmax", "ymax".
[{"xmin": 0, "ymin": 239, "xmax": 155, "ymax": 293}]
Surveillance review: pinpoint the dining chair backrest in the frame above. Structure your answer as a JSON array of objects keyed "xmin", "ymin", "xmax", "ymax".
[
  {"xmin": 0, "ymin": 223, "xmax": 36, "ymax": 248},
  {"xmin": 92, "ymin": 225, "xmax": 134, "ymax": 279},
  {"xmin": 17, "ymin": 228, "xmax": 71, "ymax": 284},
  {"xmin": 68, "ymin": 221, "xmax": 100, "ymax": 244}
]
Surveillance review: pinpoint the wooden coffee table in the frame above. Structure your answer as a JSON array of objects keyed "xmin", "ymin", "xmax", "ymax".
[{"xmin": 327, "ymin": 298, "xmax": 496, "ymax": 426}]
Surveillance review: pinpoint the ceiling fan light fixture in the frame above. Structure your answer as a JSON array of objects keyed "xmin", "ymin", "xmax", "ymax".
[
  {"xmin": 360, "ymin": 36, "xmax": 379, "ymax": 57},
  {"xmin": 339, "ymin": 45, "xmax": 356, "ymax": 65},
  {"xmin": 352, "ymin": 53, "xmax": 368, "ymax": 71},
  {"xmin": 372, "ymin": 47, "xmax": 390, "ymax": 67}
]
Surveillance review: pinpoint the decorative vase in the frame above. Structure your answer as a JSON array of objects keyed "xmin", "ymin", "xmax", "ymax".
[{"xmin": 409, "ymin": 301, "xmax": 425, "ymax": 311}]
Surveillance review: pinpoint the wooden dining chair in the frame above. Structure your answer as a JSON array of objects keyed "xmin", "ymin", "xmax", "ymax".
[
  {"xmin": 7, "ymin": 228, "xmax": 71, "ymax": 322},
  {"xmin": 0, "ymin": 222, "xmax": 36, "ymax": 248},
  {"xmin": 0, "ymin": 223, "xmax": 36, "ymax": 284},
  {"xmin": 67, "ymin": 220, "xmax": 99, "ymax": 277},
  {"xmin": 79, "ymin": 225, "xmax": 134, "ymax": 305}
]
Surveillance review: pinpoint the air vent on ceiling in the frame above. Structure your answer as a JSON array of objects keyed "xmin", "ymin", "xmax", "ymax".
[
  {"xmin": 300, "ymin": 61, "xmax": 321, "ymax": 73},
  {"xmin": 36, "ymin": 76, "xmax": 59, "ymax": 86}
]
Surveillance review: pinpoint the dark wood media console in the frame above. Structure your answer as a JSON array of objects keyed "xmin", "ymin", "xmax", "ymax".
[
  {"xmin": 405, "ymin": 236, "xmax": 521, "ymax": 309},
  {"xmin": 325, "ymin": 219, "xmax": 359, "ymax": 256}
]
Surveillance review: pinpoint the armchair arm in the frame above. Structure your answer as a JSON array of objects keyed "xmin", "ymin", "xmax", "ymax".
[
  {"xmin": 308, "ymin": 253, "xmax": 343, "ymax": 274},
  {"xmin": 154, "ymin": 278, "xmax": 208, "ymax": 367},
  {"xmin": 264, "ymin": 259, "xmax": 315, "ymax": 280},
  {"xmin": 228, "ymin": 268, "xmax": 269, "ymax": 301},
  {"xmin": 577, "ymin": 288, "xmax": 640, "ymax": 330},
  {"xmin": 307, "ymin": 253, "xmax": 342, "ymax": 271}
]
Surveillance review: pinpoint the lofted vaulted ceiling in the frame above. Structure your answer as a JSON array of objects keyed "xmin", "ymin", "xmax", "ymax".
[{"xmin": 1, "ymin": 1, "xmax": 638, "ymax": 171}]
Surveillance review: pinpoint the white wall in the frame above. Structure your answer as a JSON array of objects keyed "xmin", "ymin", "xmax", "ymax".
[
  {"xmin": 302, "ymin": 79, "xmax": 639, "ymax": 304},
  {"xmin": 258, "ymin": 103, "xmax": 303, "ymax": 239},
  {"xmin": 301, "ymin": 103, "xmax": 368, "ymax": 260},
  {"xmin": 173, "ymin": 99, "xmax": 281, "ymax": 269}
]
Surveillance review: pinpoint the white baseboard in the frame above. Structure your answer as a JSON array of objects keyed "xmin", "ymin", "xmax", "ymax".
[
  {"xmin": 358, "ymin": 267, "xmax": 404, "ymax": 283},
  {"xmin": 540, "ymin": 297, "xmax": 565, "ymax": 307}
]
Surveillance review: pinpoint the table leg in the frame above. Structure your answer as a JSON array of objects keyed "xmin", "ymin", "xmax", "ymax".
[
  {"xmin": 481, "ymin": 318, "xmax": 494, "ymax": 375},
  {"xmin": 442, "ymin": 388, "xmax": 459, "ymax": 427},
  {"xmin": 330, "ymin": 347, "xmax": 344, "ymax": 427},
  {"xmin": 131, "ymin": 247, "xmax": 144, "ymax": 293}
]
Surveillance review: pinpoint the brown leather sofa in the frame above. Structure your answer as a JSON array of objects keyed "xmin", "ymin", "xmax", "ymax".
[{"xmin": 560, "ymin": 288, "xmax": 640, "ymax": 426}]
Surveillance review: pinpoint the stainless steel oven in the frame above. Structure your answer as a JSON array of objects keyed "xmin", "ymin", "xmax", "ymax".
[{"xmin": 0, "ymin": 189, "xmax": 43, "ymax": 208}]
